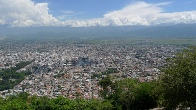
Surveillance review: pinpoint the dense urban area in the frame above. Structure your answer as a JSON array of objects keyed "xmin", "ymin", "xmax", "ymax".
[
  {"xmin": 0, "ymin": 39, "xmax": 183, "ymax": 97},
  {"xmin": 0, "ymin": 38, "xmax": 195, "ymax": 110}
]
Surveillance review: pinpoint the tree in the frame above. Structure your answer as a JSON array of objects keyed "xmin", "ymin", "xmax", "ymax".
[
  {"xmin": 30, "ymin": 96, "xmax": 52, "ymax": 110},
  {"xmin": 159, "ymin": 47, "xmax": 196, "ymax": 110},
  {"xmin": 0, "ymin": 97, "xmax": 5, "ymax": 110},
  {"xmin": 98, "ymin": 76, "xmax": 158, "ymax": 110},
  {"xmin": 4, "ymin": 93, "xmax": 31, "ymax": 110},
  {"xmin": 133, "ymin": 82, "xmax": 158, "ymax": 110},
  {"xmin": 98, "ymin": 76, "xmax": 113, "ymax": 98},
  {"xmin": 109, "ymin": 79, "xmax": 158, "ymax": 110},
  {"xmin": 50, "ymin": 96, "xmax": 76, "ymax": 110},
  {"xmin": 113, "ymin": 79, "xmax": 139, "ymax": 110}
]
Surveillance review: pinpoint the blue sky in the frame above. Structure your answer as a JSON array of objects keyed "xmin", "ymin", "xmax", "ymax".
[
  {"xmin": 32, "ymin": 0, "xmax": 196, "ymax": 20},
  {"xmin": 33, "ymin": 0, "xmax": 131, "ymax": 19},
  {"xmin": 0, "ymin": 0, "xmax": 196, "ymax": 27}
]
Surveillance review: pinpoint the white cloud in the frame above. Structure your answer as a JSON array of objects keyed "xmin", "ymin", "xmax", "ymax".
[
  {"xmin": 63, "ymin": 1, "xmax": 196, "ymax": 27},
  {"xmin": 0, "ymin": 0, "xmax": 196, "ymax": 27},
  {"xmin": 0, "ymin": 0, "xmax": 59, "ymax": 27},
  {"xmin": 0, "ymin": 19, "xmax": 6, "ymax": 25},
  {"xmin": 103, "ymin": 1, "xmax": 196, "ymax": 26}
]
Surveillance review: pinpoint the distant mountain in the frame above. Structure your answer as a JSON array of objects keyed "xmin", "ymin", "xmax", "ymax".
[{"xmin": 0, "ymin": 24, "xmax": 196, "ymax": 40}]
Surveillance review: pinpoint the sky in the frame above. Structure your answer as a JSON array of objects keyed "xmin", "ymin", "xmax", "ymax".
[{"xmin": 0, "ymin": 0, "xmax": 196, "ymax": 27}]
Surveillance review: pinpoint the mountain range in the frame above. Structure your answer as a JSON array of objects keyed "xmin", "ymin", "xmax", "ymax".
[{"xmin": 0, "ymin": 24, "xmax": 196, "ymax": 40}]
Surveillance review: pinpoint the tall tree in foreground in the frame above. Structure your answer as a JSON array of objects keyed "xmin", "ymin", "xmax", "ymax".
[
  {"xmin": 160, "ymin": 47, "xmax": 196, "ymax": 110},
  {"xmin": 99, "ymin": 76, "xmax": 158, "ymax": 110}
]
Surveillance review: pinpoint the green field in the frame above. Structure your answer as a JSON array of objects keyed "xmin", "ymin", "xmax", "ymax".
[
  {"xmin": 85, "ymin": 37, "xmax": 196, "ymax": 46},
  {"xmin": 151, "ymin": 38, "xmax": 196, "ymax": 45}
]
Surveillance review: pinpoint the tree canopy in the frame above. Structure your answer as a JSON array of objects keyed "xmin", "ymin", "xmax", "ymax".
[
  {"xmin": 159, "ymin": 47, "xmax": 196, "ymax": 110},
  {"xmin": 98, "ymin": 76, "xmax": 158, "ymax": 110},
  {"xmin": 0, "ymin": 93, "xmax": 113, "ymax": 110}
]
